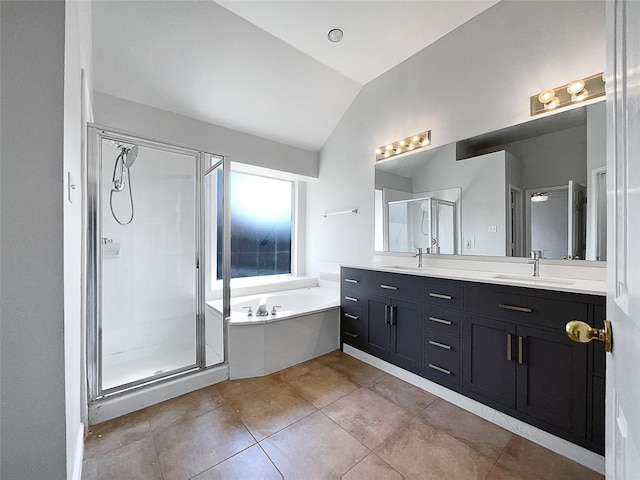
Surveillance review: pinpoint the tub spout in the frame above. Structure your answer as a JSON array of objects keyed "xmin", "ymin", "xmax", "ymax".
[{"xmin": 256, "ymin": 297, "xmax": 269, "ymax": 317}]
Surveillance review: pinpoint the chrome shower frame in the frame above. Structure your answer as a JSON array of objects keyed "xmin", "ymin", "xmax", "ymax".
[{"xmin": 86, "ymin": 124, "xmax": 231, "ymax": 401}]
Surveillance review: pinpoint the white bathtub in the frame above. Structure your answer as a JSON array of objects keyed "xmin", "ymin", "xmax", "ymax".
[{"xmin": 206, "ymin": 287, "xmax": 340, "ymax": 379}]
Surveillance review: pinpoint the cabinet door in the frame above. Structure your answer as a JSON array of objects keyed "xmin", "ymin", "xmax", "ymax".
[
  {"xmin": 462, "ymin": 314, "xmax": 516, "ymax": 409},
  {"xmin": 516, "ymin": 325, "xmax": 587, "ymax": 439},
  {"xmin": 365, "ymin": 295, "xmax": 391, "ymax": 359},
  {"xmin": 389, "ymin": 299, "xmax": 421, "ymax": 372}
]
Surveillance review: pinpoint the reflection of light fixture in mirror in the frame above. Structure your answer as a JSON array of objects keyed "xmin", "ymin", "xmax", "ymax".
[
  {"xmin": 530, "ymin": 72, "xmax": 605, "ymax": 116},
  {"xmin": 376, "ymin": 131, "xmax": 431, "ymax": 161},
  {"xmin": 531, "ymin": 192, "xmax": 549, "ymax": 202}
]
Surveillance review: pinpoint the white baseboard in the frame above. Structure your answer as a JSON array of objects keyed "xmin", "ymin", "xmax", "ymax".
[
  {"xmin": 343, "ymin": 345, "xmax": 605, "ymax": 475},
  {"xmin": 71, "ymin": 422, "xmax": 84, "ymax": 480}
]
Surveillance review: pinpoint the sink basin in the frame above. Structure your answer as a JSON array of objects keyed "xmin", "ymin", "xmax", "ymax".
[
  {"xmin": 382, "ymin": 265, "xmax": 428, "ymax": 272},
  {"xmin": 491, "ymin": 274, "xmax": 575, "ymax": 286}
]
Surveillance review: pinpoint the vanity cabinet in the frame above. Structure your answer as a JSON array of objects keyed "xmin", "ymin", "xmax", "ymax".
[
  {"xmin": 341, "ymin": 269, "xmax": 423, "ymax": 373},
  {"xmin": 340, "ymin": 266, "xmax": 605, "ymax": 455}
]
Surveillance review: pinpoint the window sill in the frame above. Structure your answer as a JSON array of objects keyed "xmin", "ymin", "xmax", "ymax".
[{"xmin": 208, "ymin": 275, "xmax": 318, "ymax": 301}]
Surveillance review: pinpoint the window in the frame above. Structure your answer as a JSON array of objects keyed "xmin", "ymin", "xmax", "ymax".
[{"xmin": 216, "ymin": 171, "xmax": 293, "ymax": 279}]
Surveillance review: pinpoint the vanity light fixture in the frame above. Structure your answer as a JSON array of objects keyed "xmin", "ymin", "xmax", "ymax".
[
  {"xmin": 530, "ymin": 72, "xmax": 605, "ymax": 116},
  {"xmin": 531, "ymin": 192, "xmax": 549, "ymax": 202},
  {"xmin": 376, "ymin": 130, "xmax": 431, "ymax": 162}
]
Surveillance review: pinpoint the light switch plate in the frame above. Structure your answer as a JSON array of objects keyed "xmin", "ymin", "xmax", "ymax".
[{"xmin": 464, "ymin": 236, "xmax": 475, "ymax": 253}]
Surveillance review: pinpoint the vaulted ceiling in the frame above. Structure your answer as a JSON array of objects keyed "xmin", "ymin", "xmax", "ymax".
[{"xmin": 92, "ymin": 1, "xmax": 498, "ymax": 152}]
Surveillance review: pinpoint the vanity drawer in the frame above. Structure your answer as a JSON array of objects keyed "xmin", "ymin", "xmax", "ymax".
[
  {"xmin": 423, "ymin": 306, "xmax": 461, "ymax": 336},
  {"xmin": 341, "ymin": 308, "xmax": 362, "ymax": 347},
  {"xmin": 341, "ymin": 288, "xmax": 364, "ymax": 306},
  {"xmin": 363, "ymin": 272, "xmax": 422, "ymax": 301},
  {"xmin": 342, "ymin": 268, "xmax": 364, "ymax": 290},
  {"xmin": 464, "ymin": 287, "xmax": 588, "ymax": 330},
  {"xmin": 423, "ymin": 280, "xmax": 462, "ymax": 309},
  {"xmin": 424, "ymin": 331, "xmax": 460, "ymax": 385}
]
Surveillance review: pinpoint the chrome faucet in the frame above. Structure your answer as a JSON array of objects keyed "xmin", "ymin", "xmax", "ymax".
[
  {"xmin": 528, "ymin": 250, "xmax": 543, "ymax": 277},
  {"xmin": 415, "ymin": 247, "xmax": 423, "ymax": 268}
]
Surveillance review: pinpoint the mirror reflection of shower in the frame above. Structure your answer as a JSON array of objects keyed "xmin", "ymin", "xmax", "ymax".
[{"xmin": 109, "ymin": 141, "xmax": 138, "ymax": 225}]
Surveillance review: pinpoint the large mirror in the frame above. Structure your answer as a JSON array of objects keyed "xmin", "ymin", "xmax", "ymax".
[{"xmin": 374, "ymin": 101, "xmax": 606, "ymax": 261}]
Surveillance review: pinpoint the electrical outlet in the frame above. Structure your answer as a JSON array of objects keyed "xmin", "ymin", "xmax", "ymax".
[
  {"xmin": 488, "ymin": 225, "xmax": 497, "ymax": 233},
  {"xmin": 464, "ymin": 236, "xmax": 475, "ymax": 253}
]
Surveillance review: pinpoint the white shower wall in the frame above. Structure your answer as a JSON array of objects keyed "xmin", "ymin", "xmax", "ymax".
[{"xmin": 100, "ymin": 142, "xmax": 198, "ymax": 389}]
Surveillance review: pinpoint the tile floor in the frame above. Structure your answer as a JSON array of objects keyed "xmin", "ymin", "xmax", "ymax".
[{"xmin": 83, "ymin": 350, "xmax": 604, "ymax": 480}]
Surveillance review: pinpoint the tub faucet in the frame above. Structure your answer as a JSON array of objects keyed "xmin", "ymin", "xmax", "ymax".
[
  {"xmin": 528, "ymin": 250, "xmax": 543, "ymax": 277},
  {"xmin": 415, "ymin": 247, "xmax": 423, "ymax": 268},
  {"xmin": 256, "ymin": 297, "xmax": 269, "ymax": 317}
]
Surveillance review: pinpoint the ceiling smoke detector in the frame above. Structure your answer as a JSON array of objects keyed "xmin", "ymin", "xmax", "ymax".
[{"xmin": 327, "ymin": 28, "xmax": 344, "ymax": 43}]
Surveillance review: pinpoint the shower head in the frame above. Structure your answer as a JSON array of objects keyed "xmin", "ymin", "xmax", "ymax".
[{"xmin": 124, "ymin": 145, "xmax": 138, "ymax": 168}]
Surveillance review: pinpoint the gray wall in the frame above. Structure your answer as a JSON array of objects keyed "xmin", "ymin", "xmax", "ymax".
[
  {"xmin": 1, "ymin": 2, "xmax": 68, "ymax": 478},
  {"xmin": 94, "ymin": 92, "xmax": 319, "ymax": 178},
  {"xmin": 306, "ymin": 0, "xmax": 605, "ymax": 275}
]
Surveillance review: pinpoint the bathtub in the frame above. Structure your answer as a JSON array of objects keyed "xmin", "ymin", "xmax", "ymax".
[{"xmin": 206, "ymin": 287, "xmax": 340, "ymax": 379}]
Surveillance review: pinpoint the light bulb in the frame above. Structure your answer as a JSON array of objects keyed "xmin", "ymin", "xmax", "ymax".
[
  {"xmin": 412, "ymin": 135, "xmax": 420, "ymax": 142},
  {"xmin": 567, "ymin": 79, "xmax": 586, "ymax": 95},
  {"xmin": 544, "ymin": 96, "xmax": 560, "ymax": 110},
  {"xmin": 571, "ymin": 88, "xmax": 589, "ymax": 102},
  {"xmin": 421, "ymin": 139, "xmax": 429, "ymax": 146},
  {"xmin": 399, "ymin": 140, "xmax": 406, "ymax": 146},
  {"xmin": 408, "ymin": 144, "xmax": 414, "ymax": 150},
  {"xmin": 384, "ymin": 151, "xmax": 390, "ymax": 158},
  {"xmin": 385, "ymin": 144, "xmax": 393, "ymax": 151},
  {"xmin": 375, "ymin": 148, "xmax": 382, "ymax": 155},
  {"xmin": 538, "ymin": 89, "xmax": 555, "ymax": 104}
]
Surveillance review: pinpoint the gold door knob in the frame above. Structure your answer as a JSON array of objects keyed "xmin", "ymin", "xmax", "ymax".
[{"xmin": 566, "ymin": 320, "xmax": 612, "ymax": 352}]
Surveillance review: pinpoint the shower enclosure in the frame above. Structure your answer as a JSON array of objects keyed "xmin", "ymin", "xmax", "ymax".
[{"xmin": 87, "ymin": 126, "xmax": 230, "ymax": 399}]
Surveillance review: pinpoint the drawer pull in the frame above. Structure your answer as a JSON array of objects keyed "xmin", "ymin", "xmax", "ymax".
[
  {"xmin": 498, "ymin": 304, "xmax": 533, "ymax": 313},
  {"xmin": 429, "ymin": 316, "xmax": 452, "ymax": 325},
  {"xmin": 344, "ymin": 313, "xmax": 359, "ymax": 320},
  {"xmin": 380, "ymin": 284, "xmax": 399, "ymax": 290},
  {"xmin": 428, "ymin": 340, "xmax": 451, "ymax": 350},
  {"xmin": 344, "ymin": 296, "xmax": 359, "ymax": 302},
  {"xmin": 344, "ymin": 278, "xmax": 359, "ymax": 284},
  {"xmin": 507, "ymin": 333, "xmax": 512, "ymax": 361},
  {"xmin": 428, "ymin": 364, "xmax": 451, "ymax": 375},
  {"xmin": 344, "ymin": 332, "xmax": 359, "ymax": 338},
  {"xmin": 429, "ymin": 293, "xmax": 452, "ymax": 300}
]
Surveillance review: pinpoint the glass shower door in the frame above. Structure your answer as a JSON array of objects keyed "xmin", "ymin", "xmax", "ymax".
[{"xmin": 99, "ymin": 138, "xmax": 198, "ymax": 392}]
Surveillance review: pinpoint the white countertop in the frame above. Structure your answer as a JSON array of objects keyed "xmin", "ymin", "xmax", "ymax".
[{"xmin": 344, "ymin": 263, "xmax": 606, "ymax": 296}]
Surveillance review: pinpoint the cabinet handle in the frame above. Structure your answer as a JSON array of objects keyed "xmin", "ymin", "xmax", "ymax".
[
  {"xmin": 344, "ymin": 278, "xmax": 359, "ymax": 284},
  {"xmin": 344, "ymin": 313, "xmax": 359, "ymax": 320},
  {"xmin": 429, "ymin": 316, "xmax": 452, "ymax": 325},
  {"xmin": 384, "ymin": 304, "xmax": 389, "ymax": 324},
  {"xmin": 499, "ymin": 304, "xmax": 533, "ymax": 313},
  {"xmin": 429, "ymin": 293, "xmax": 452, "ymax": 300},
  {"xmin": 518, "ymin": 336, "xmax": 524, "ymax": 364},
  {"xmin": 428, "ymin": 340, "xmax": 451, "ymax": 350},
  {"xmin": 344, "ymin": 296, "xmax": 359, "ymax": 302},
  {"xmin": 380, "ymin": 284, "xmax": 399, "ymax": 290},
  {"xmin": 344, "ymin": 332, "xmax": 359, "ymax": 338},
  {"xmin": 389, "ymin": 305, "xmax": 395, "ymax": 326},
  {"xmin": 428, "ymin": 364, "xmax": 451, "ymax": 375},
  {"xmin": 506, "ymin": 333, "xmax": 512, "ymax": 361}
]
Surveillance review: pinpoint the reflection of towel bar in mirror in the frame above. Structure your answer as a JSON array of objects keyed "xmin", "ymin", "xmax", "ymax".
[{"xmin": 322, "ymin": 208, "xmax": 358, "ymax": 218}]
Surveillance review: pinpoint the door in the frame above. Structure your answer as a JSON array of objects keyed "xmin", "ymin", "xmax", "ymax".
[
  {"xmin": 389, "ymin": 299, "xmax": 421, "ymax": 372},
  {"xmin": 516, "ymin": 325, "xmax": 587, "ymax": 439},
  {"xmin": 462, "ymin": 314, "xmax": 516, "ymax": 408},
  {"xmin": 606, "ymin": 1, "xmax": 640, "ymax": 476},
  {"xmin": 567, "ymin": 180, "xmax": 587, "ymax": 260},
  {"xmin": 366, "ymin": 295, "xmax": 391, "ymax": 359}
]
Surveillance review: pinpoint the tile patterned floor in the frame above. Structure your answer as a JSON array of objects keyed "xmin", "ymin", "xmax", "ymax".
[{"xmin": 83, "ymin": 350, "xmax": 604, "ymax": 480}]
